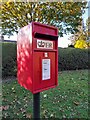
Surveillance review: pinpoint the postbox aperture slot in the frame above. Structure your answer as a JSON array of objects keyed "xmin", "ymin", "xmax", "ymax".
[{"xmin": 34, "ymin": 32, "xmax": 58, "ymax": 40}]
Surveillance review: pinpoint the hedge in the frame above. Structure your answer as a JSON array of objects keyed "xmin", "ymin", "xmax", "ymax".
[
  {"xmin": 58, "ymin": 47, "xmax": 89, "ymax": 71},
  {"xmin": 2, "ymin": 42, "xmax": 17, "ymax": 77},
  {"xmin": 2, "ymin": 43, "xmax": 90, "ymax": 77}
]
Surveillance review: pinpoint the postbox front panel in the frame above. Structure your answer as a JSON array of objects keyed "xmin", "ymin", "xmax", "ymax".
[{"xmin": 33, "ymin": 51, "xmax": 56, "ymax": 92}]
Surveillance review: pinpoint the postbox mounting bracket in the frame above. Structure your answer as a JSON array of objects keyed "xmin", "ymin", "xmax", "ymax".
[{"xmin": 34, "ymin": 32, "xmax": 58, "ymax": 40}]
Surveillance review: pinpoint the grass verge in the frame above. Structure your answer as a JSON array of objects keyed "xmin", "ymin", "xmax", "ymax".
[{"xmin": 2, "ymin": 70, "xmax": 89, "ymax": 119}]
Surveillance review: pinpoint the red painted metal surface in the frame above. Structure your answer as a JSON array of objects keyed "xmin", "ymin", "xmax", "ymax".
[{"xmin": 17, "ymin": 22, "xmax": 58, "ymax": 94}]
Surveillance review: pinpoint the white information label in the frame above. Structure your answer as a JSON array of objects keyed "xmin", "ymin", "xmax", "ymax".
[
  {"xmin": 37, "ymin": 39, "xmax": 53, "ymax": 49},
  {"xmin": 42, "ymin": 59, "xmax": 50, "ymax": 80}
]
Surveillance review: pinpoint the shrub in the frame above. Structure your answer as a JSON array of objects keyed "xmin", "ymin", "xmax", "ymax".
[
  {"xmin": 2, "ymin": 42, "xmax": 17, "ymax": 77},
  {"xmin": 58, "ymin": 47, "xmax": 89, "ymax": 71}
]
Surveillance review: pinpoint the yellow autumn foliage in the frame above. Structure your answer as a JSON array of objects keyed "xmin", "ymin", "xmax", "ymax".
[
  {"xmin": 1, "ymin": 2, "xmax": 87, "ymax": 36},
  {"xmin": 74, "ymin": 40, "xmax": 88, "ymax": 49},
  {"xmin": 74, "ymin": 32, "xmax": 90, "ymax": 49}
]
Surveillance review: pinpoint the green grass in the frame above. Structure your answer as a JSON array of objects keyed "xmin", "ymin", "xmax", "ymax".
[{"xmin": 2, "ymin": 70, "xmax": 89, "ymax": 119}]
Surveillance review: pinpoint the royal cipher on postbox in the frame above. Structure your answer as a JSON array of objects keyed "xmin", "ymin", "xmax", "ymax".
[{"xmin": 17, "ymin": 22, "xmax": 58, "ymax": 94}]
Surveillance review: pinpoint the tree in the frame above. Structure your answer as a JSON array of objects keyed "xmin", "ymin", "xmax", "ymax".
[
  {"xmin": 68, "ymin": 24, "xmax": 85, "ymax": 46},
  {"xmin": 74, "ymin": 33, "xmax": 88, "ymax": 49},
  {"xmin": 70, "ymin": 26, "xmax": 89, "ymax": 49},
  {"xmin": 86, "ymin": 16, "xmax": 90, "ymax": 38},
  {"xmin": 74, "ymin": 16, "xmax": 90, "ymax": 49},
  {"xmin": 1, "ymin": 1, "xmax": 87, "ymax": 36}
]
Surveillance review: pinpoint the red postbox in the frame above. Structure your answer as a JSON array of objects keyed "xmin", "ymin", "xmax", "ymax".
[{"xmin": 17, "ymin": 22, "xmax": 58, "ymax": 94}]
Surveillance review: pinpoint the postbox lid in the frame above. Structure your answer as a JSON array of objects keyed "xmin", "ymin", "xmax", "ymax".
[{"xmin": 32, "ymin": 22, "xmax": 58, "ymax": 37}]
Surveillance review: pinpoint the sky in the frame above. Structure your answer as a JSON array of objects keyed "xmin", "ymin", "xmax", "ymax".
[{"xmin": 4, "ymin": 1, "xmax": 89, "ymax": 48}]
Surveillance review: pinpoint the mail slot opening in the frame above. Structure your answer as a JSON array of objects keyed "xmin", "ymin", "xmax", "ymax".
[{"xmin": 34, "ymin": 32, "xmax": 58, "ymax": 40}]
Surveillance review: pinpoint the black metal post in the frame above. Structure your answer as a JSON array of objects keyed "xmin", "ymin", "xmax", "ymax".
[{"xmin": 33, "ymin": 92, "xmax": 40, "ymax": 120}]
